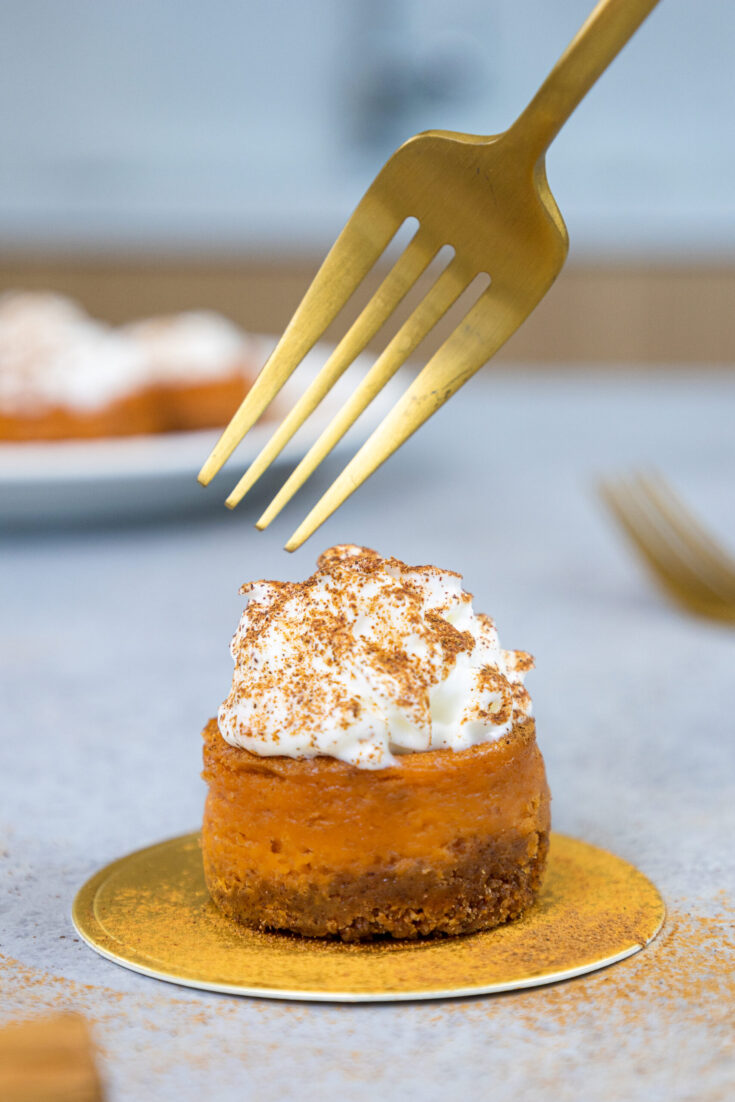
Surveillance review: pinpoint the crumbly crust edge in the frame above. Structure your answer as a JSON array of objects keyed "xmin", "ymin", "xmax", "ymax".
[{"xmin": 203, "ymin": 828, "xmax": 549, "ymax": 942}]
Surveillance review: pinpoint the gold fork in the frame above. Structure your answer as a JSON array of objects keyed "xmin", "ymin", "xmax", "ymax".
[
  {"xmin": 199, "ymin": 0, "xmax": 660, "ymax": 550},
  {"xmin": 600, "ymin": 471, "xmax": 735, "ymax": 623}
]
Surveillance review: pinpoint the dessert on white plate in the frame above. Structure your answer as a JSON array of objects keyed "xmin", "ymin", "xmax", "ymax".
[
  {"xmin": 0, "ymin": 291, "xmax": 257, "ymax": 441},
  {"xmin": 0, "ymin": 299, "xmax": 405, "ymax": 523}
]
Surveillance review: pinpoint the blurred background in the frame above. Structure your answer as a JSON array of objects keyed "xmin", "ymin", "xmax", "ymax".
[
  {"xmin": 3, "ymin": 11, "xmax": 735, "ymax": 1086},
  {"xmin": 1, "ymin": 0, "xmax": 733, "ymax": 365}
]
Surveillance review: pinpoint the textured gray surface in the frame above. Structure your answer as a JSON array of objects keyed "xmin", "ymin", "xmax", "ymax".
[{"xmin": 1, "ymin": 370, "xmax": 734, "ymax": 1101}]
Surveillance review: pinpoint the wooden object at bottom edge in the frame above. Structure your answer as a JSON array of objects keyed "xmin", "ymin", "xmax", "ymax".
[{"xmin": 0, "ymin": 1013, "xmax": 104, "ymax": 1102}]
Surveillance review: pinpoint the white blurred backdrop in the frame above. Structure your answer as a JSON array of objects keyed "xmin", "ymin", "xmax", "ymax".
[{"xmin": 1, "ymin": 0, "xmax": 733, "ymax": 258}]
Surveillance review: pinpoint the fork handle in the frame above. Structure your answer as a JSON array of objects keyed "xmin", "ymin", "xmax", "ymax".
[{"xmin": 508, "ymin": 0, "xmax": 660, "ymax": 161}]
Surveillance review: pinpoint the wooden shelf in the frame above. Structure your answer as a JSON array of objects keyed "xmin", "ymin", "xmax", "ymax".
[{"xmin": 2, "ymin": 256, "xmax": 734, "ymax": 365}]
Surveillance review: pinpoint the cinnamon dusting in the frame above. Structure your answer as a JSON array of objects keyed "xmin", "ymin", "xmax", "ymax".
[{"xmin": 218, "ymin": 545, "xmax": 534, "ymax": 767}]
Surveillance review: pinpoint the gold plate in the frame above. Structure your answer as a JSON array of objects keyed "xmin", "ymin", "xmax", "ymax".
[{"xmin": 72, "ymin": 832, "xmax": 664, "ymax": 1003}]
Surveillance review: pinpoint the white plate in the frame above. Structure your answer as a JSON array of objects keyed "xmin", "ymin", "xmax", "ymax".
[{"xmin": 0, "ymin": 337, "xmax": 401, "ymax": 525}]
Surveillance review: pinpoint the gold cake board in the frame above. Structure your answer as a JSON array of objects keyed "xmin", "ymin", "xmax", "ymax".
[{"xmin": 72, "ymin": 832, "xmax": 664, "ymax": 1003}]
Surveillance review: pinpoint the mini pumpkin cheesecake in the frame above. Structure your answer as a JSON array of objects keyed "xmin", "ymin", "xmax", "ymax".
[
  {"xmin": 0, "ymin": 292, "xmax": 255, "ymax": 440},
  {"xmin": 201, "ymin": 545, "xmax": 550, "ymax": 941},
  {"xmin": 120, "ymin": 312, "xmax": 254, "ymax": 434}
]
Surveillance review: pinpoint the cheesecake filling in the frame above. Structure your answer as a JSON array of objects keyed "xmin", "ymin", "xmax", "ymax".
[{"xmin": 218, "ymin": 545, "xmax": 533, "ymax": 769}]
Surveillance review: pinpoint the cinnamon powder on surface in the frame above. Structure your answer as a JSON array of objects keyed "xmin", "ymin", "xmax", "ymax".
[{"xmin": 1, "ymin": 898, "xmax": 732, "ymax": 1090}]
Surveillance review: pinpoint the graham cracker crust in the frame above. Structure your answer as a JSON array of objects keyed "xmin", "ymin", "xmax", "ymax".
[{"xmin": 204, "ymin": 829, "xmax": 549, "ymax": 942}]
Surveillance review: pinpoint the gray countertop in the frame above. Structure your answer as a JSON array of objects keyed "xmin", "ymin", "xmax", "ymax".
[{"xmin": 2, "ymin": 369, "xmax": 734, "ymax": 1101}]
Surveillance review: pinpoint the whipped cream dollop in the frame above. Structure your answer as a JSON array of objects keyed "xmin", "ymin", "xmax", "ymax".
[
  {"xmin": 121, "ymin": 311, "xmax": 252, "ymax": 384},
  {"xmin": 0, "ymin": 291, "xmax": 144, "ymax": 413},
  {"xmin": 0, "ymin": 292, "xmax": 252, "ymax": 414},
  {"xmin": 218, "ymin": 545, "xmax": 533, "ymax": 769}
]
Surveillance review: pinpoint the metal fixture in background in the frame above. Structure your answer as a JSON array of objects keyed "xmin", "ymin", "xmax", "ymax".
[{"xmin": 346, "ymin": 0, "xmax": 488, "ymax": 154}]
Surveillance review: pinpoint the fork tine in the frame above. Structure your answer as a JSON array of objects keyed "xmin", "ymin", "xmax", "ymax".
[
  {"xmin": 599, "ymin": 478, "xmax": 732, "ymax": 615},
  {"xmin": 635, "ymin": 471, "xmax": 735, "ymax": 599},
  {"xmin": 224, "ymin": 229, "xmax": 437, "ymax": 508},
  {"xmin": 197, "ymin": 201, "xmax": 402, "ymax": 486},
  {"xmin": 254, "ymin": 256, "xmax": 471, "ymax": 528},
  {"xmin": 283, "ymin": 286, "xmax": 504, "ymax": 550}
]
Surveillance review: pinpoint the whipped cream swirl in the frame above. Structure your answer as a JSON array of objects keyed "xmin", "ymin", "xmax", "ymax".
[
  {"xmin": 121, "ymin": 311, "xmax": 251, "ymax": 385},
  {"xmin": 218, "ymin": 545, "xmax": 533, "ymax": 769}
]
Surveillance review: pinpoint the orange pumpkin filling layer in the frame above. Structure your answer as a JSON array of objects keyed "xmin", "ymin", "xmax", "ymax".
[{"xmin": 201, "ymin": 715, "xmax": 550, "ymax": 941}]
